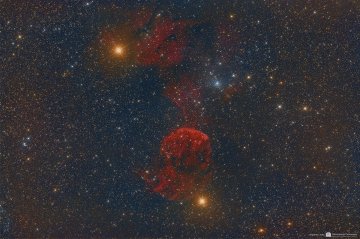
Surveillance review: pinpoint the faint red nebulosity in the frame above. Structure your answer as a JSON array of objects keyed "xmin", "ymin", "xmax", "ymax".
[
  {"xmin": 164, "ymin": 75, "xmax": 203, "ymax": 126},
  {"xmin": 222, "ymin": 84, "xmax": 242, "ymax": 102},
  {"xmin": 135, "ymin": 17, "xmax": 194, "ymax": 68},
  {"xmin": 141, "ymin": 128, "xmax": 213, "ymax": 201},
  {"xmin": 92, "ymin": 9, "xmax": 198, "ymax": 74}
]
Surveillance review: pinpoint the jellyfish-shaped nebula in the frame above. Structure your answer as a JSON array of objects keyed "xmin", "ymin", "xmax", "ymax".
[{"xmin": 141, "ymin": 128, "xmax": 213, "ymax": 201}]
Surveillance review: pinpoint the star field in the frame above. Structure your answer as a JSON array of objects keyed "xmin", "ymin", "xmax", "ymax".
[{"xmin": 1, "ymin": 0, "xmax": 359, "ymax": 238}]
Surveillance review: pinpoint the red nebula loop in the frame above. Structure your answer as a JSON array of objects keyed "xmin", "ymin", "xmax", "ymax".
[{"xmin": 141, "ymin": 128, "xmax": 213, "ymax": 201}]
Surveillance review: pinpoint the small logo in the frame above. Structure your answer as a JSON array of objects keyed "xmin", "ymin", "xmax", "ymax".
[{"xmin": 309, "ymin": 232, "xmax": 357, "ymax": 238}]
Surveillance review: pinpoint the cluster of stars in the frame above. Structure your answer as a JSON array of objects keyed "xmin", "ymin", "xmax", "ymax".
[{"xmin": 0, "ymin": 1, "xmax": 359, "ymax": 238}]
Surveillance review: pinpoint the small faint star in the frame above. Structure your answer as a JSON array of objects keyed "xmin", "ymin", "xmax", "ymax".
[{"xmin": 325, "ymin": 146, "xmax": 332, "ymax": 151}]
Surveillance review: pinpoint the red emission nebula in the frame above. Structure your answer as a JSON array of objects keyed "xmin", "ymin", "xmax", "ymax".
[
  {"xmin": 141, "ymin": 128, "xmax": 213, "ymax": 201},
  {"xmin": 132, "ymin": 12, "xmax": 213, "ymax": 201},
  {"xmin": 95, "ymin": 8, "xmax": 219, "ymax": 201}
]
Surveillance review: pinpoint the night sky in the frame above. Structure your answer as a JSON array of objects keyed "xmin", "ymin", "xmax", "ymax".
[{"xmin": 1, "ymin": 0, "xmax": 360, "ymax": 238}]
